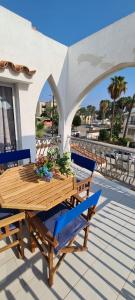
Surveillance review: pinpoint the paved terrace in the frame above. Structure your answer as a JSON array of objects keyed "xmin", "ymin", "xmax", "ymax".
[{"xmin": 0, "ymin": 167, "xmax": 135, "ymax": 300}]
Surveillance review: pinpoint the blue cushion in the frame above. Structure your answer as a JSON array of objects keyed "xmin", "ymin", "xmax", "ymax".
[
  {"xmin": 0, "ymin": 149, "xmax": 31, "ymax": 164},
  {"xmin": 37, "ymin": 203, "xmax": 88, "ymax": 254},
  {"xmin": 71, "ymin": 152, "xmax": 96, "ymax": 172},
  {"xmin": 0, "ymin": 208, "xmax": 18, "ymax": 232}
]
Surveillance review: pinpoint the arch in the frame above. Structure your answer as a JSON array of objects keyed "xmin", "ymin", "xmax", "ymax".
[
  {"xmin": 66, "ymin": 63, "xmax": 135, "ymax": 144},
  {"xmin": 76, "ymin": 62, "xmax": 135, "ymax": 105},
  {"xmin": 47, "ymin": 74, "xmax": 63, "ymax": 117}
]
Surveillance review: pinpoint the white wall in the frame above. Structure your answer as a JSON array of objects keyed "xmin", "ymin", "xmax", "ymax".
[
  {"xmin": 1, "ymin": 6, "xmax": 135, "ymax": 158},
  {"xmin": 0, "ymin": 6, "xmax": 68, "ymax": 160}
]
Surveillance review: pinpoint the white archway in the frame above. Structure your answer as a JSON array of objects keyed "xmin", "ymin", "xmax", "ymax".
[{"xmin": 1, "ymin": 6, "xmax": 135, "ymax": 157}]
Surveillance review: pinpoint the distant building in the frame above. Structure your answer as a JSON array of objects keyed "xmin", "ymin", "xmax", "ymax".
[
  {"xmin": 80, "ymin": 115, "xmax": 97, "ymax": 125},
  {"xmin": 36, "ymin": 98, "xmax": 57, "ymax": 118},
  {"xmin": 123, "ymin": 108, "xmax": 135, "ymax": 141}
]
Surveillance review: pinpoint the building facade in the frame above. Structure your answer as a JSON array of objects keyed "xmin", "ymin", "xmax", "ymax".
[{"xmin": 123, "ymin": 108, "xmax": 135, "ymax": 141}]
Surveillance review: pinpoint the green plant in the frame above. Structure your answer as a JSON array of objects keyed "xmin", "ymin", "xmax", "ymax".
[
  {"xmin": 72, "ymin": 115, "xmax": 81, "ymax": 128},
  {"xmin": 108, "ymin": 76, "xmax": 127, "ymax": 140},
  {"xmin": 98, "ymin": 129, "xmax": 110, "ymax": 142},
  {"xmin": 113, "ymin": 120, "xmax": 121, "ymax": 138},
  {"xmin": 36, "ymin": 121, "xmax": 45, "ymax": 138},
  {"xmin": 129, "ymin": 141, "xmax": 135, "ymax": 148},
  {"xmin": 56, "ymin": 152, "xmax": 73, "ymax": 176},
  {"xmin": 118, "ymin": 137, "xmax": 130, "ymax": 146},
  {"xmin": 99, "ymin": 100, "xmax": 110, "ymax": 122}
]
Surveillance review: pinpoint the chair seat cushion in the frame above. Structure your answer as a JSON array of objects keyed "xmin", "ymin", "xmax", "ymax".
[
  {"xmin": 0, "ymin": 208, "xmax": 18, "ymax": 232},
  {"xmin": 37, "ymin": 203, "xmax": 88, "ymax": 254}
]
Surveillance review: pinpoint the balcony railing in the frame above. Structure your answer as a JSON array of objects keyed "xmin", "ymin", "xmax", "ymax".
[
  {"xmin": 128, "ymin": 121, "xmax": 135, "ymax": 125},
  {"xmin": 71, "ymin": 137, "xmax": 135, "ymax": 188},
  {"xmin": 36, "ymin": 137, "xmax": 135, "ymax": 189}
]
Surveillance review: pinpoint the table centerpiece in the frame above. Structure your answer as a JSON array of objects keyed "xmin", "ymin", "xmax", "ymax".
[{"xmin": 35, "ymin": 148, "xmax": 73, "ymax": 181}]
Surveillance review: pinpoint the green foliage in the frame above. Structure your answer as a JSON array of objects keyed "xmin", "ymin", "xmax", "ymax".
[
  {"xmin": 36, "ymin": 122, "xmax": 44, "ymax": 130},
  {"xmin": 72, "ymin": 115, "xmax": 81, "ymax": 127},
  {"xmin": 98, "ymin": 129, "xmax": 110, "ymax": 142},
  {"xmin": 108, "ymin": 76, "xmax": 127, "ymax": 100},
  {"xmin": 99, "ymin": 100, "xmax": 110, "ymax": 121},
  {"xmin": 56, "ymin": 152, "xmax": 73, "ymax": 176},
  {"xmin": 87, "ymin": 105, "xmax": 96, "ymax": 115},
  {"xmin": 78, "ymin": 107, "xmax": 87, "ymax": 115},
  {"xmin": 46, "ymin": 148, "xmax": 73, "ymax": 176},
  {"xmin": 36, "ymin": 129, "xmax": 44, "ymax": 138},
  {"xmin": 110, "ymin": 135, "xmax": 118, "ymax": 144},
  {"xmin": 117, "ymin": 137, "xmax": 130, "ymax": 146},
  {"xmin": 112, "ymin": 115, "xmax": 122, "ymax": 138},
  {"xmin": 108, "ymin": 76, "xmax": 127, "ymax": 140},
  {"xmin": 40, "ymin": 103, "xmax": 59, "ymax": 134},
  {"xmin": 129, "ymin": 141, "xmax": 135, "ymax": 148},
  {"xmin": 36, "ymin": 121, "xmax": 45, "ymax": 138}
]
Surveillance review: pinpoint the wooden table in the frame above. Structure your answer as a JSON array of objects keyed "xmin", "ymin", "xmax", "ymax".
[{"xmin": 0, "ymin": 164, "xmax": 77, "ymax": 211}]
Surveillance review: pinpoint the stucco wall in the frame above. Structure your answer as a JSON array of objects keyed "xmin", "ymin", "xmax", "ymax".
[
  {"xmin": 1, "ymin": 6, "xmax": 135, "ymax": 159},
  {"xmin": 0, "ymin": 6, "xmax": 68, "ymax": 160}
]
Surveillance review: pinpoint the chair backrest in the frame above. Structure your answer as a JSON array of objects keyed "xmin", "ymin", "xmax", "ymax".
[
  {"xmin": 71, "ymin": 152, "xmax": 96, "ymax": 173},
  {"xmin": 53, "ymin": 189, "xmax": 101, "ymax": 237},
  {"xmin": 0, "ymin": 149, "xmax": 31, "ymax": 164}
]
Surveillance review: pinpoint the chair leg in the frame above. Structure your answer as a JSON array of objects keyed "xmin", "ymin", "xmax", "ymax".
[
  {"xmin": 48, "ymin": 245, "xmax": 54, "ymax": 287},
  {"xmin": 83, "ymin": 226, "xmax": 89, "ymax": 248},
  {"xmin": 17, "ymin": 221, "xmax": 24, "ymax": 259},
  {"xmin": 28, "ymin": 222, "xmax": 37, "ymax": 253}
]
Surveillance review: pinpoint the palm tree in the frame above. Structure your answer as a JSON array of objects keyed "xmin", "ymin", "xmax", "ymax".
[
  {"xmin": 87, "ymin": 105, "xmax": 96, "ymax": 123},
  {"xmin": 78, "ymin": 107, "xmax": 88, "ymax": 124},
  {"xmin": 108, "ymin": 76, "xmax": 127, "ymax": 140},
  {"xmin": 123, "ymin": 94, "xmax": 135, "ymax": 138},
  {"xmin": 115, "ymin": 96, "xmax": 129, "ymax": 128},
  {"xmin": 99, "ymin": 100, "xmax": 109, "ymax": 123}
]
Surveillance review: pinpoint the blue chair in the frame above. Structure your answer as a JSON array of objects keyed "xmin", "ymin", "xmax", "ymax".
[
  {"xmin": 0, "ymin": 149, "xmax": 31, "ymax": 166},
  {"xmin": 71, "ymin": 152, "xmax": 96, "ymax": 200},
  {"xmin": 27, "ymin": 190, "xmax": 101, "ymax": 286},
  {"xmin": 71, "ymin": 152, "xmax": 96, "ymax": 174},
  {"xmin": 0, "ymin": 149, "xmax": 30, "ymax": 257}
]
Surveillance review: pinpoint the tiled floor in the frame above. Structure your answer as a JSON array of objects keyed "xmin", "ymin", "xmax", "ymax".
[{"xmin": 0, "ymin": 170, "xmax": 135, "ymax": 300}]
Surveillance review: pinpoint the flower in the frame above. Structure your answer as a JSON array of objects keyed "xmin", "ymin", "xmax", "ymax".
[{"xmin": 35, "ymin": 148, "xmax": 73, "ymax": 180}]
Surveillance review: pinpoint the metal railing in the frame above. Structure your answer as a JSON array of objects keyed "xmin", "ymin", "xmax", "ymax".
[
  {"xmin": 35, "ymin": 137, "xmax": 135, "ymax": 188},
  {"xmin": 128, "ymin": 121, "xmax": 135, "ymax": 125},
  {"xmin": 36, "ymin": 136, "xmax": 61, "ymax": 158},
  {"xmin": 71, "ymin": 137, "xmax": 135, "ymax": 188},
  {"xmin": 0, "ymin": 143, "xmax": 16, "ymax": 153}
]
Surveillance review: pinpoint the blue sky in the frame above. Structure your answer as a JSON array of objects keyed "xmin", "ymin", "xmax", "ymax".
[{"xmin": 1, "ymin": 0, "xmax": 135, "ymax": 108}]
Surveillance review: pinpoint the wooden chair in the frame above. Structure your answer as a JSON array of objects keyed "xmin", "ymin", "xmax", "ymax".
[
  {"xmin": 0, "ymin": 149, "xmax": 31, "ymax": 257},
  {"xmin": 71, "ymin": 152, "xmax": 96, "ymax": 175},
  {"xmin": 0, "ymin": 209, "xmax": 25, "ymax": 258},
  {"xmin": 0, "ymin": 148, "xmax": 31, "ymax": 170},
  {"xmin": 27, "ymin": 190, "xmax": 101, "ymax": 286},
  {"xmin": 71, "ymin": 153, "xmax": 96, "ymax": 203},
  {"xmin": 69, "ymin": 176, "xmax": 92, "ymax": 208}
]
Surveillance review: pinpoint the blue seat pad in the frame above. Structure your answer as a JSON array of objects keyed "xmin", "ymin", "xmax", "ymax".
[
  {"xmin": 37, "ymin": 203, "xmax": 89, "ymax": 254},
  {"xmin": 0, "ymin": 208, "xmax": 18, "ymax": 232}
]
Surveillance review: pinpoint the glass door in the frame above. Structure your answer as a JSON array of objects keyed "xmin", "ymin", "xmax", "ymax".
[{"xmin": 0, "ymin": 86, "xmax": 16, "ymax": 152}]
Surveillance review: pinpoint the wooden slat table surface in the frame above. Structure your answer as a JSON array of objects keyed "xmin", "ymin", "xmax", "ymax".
[{"xmin": 0, "ymin": 164, "xmax": 77, "ymax": 211}]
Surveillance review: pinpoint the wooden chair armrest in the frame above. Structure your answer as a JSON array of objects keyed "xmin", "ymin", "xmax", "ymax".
[
  {"xmin": 27, "ymin": 211, "xmax": 58, "ymax": 248},
  {"xmin": 76, "ymin": 176, "xmax": 92, "ymax": 188},
  {"xmin": 0, "ymin": 211, "xmax": 25, "ymax": 228},
  {"xmin": 73, "ymin": 194, "xmax": 84, "ymax": 203}
]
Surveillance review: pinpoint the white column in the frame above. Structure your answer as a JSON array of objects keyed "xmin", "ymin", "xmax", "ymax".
[
  {"xmin": 58, "ymin": 116, "xmax": 72, "ymax": 154},
  {"xmin": 58, "ymin": 104, "xmax": 79, "ymax": 154}
]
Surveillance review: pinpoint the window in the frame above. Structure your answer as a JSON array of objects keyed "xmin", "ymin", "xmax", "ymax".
[
  {"xmin": 0, "ymin": 86, "xmax": 16, "ymax": 152},
  {"xmin": 128, "ymin": 128, "xmax": 134, "ymax": 136}
]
